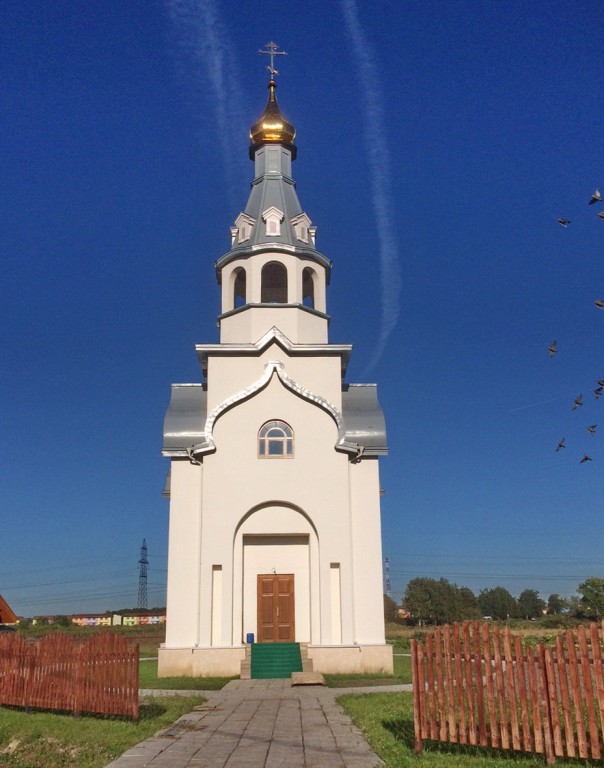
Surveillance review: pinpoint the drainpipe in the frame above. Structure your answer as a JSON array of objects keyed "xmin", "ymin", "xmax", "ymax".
[
  {"xmin": 347, "ymin": 455, "xmax": 357, "ymax": 645},
  {"xmin": 194, "ymin": 462, "xmax": 203, "ymax": 648}
]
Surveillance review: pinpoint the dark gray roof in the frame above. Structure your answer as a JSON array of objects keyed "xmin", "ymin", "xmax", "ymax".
[
  {"xmin": 244, "ymin": 174, "xmax": 302, "ymax": 246},
  {"xmin": 162, "ymin": 384, "xmax": 207, "ymax": 456},
  {"xmin": 216, "ymin": 138, "xmax": 332, "ymax": 279},
  {"xmin": 341, "ymin": 384, "xmax": 388, "ymax": 456}
]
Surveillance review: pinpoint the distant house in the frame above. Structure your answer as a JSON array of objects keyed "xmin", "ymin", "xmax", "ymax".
[
  {"xmin": 70, "ymin": 610, "xmax": 166, "ymax": 627},
  {"xmin": 70, "ymin": 613, "xmax": 113, "ymax": 628},
  {"xmin": 28, "ymin": 610, "xmax": 166, "ymax": 628},
  {"xmin": 0, "ymin": 594, "xmax": 17, "ymax": 624},
  {"xmin": 114, "ymin": 610, "xmax": 166, "ymax": 627}
]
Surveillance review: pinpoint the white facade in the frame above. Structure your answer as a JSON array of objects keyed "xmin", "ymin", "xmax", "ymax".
[{"xmin": 159, "ymin": 79, "xmax": 392, "ymax": 677}]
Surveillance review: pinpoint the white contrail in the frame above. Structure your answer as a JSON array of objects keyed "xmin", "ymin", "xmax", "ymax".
[
  {"xmin": 165, "ymin": 0, "xmax": 247, "ymax": 211},
  {"xmin": 341, "ymin": 0, "xmax": 402, "ymax": 373},
  {"xmin": 509, "ymin": 395, "xmax": 567, "ymax": 413}
]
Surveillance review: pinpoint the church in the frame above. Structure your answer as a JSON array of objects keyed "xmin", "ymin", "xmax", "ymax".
[{"xmin": 159, "ymin": 52, "xmax": 392, "ymax": 678}]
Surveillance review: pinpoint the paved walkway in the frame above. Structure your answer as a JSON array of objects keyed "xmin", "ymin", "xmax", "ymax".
[{"xmin": 105, "ymin": 680, "xmax": 411, "ymax": 768}]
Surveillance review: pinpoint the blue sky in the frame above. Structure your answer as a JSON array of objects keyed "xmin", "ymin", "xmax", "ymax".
[{"xmin": 2, "ymin": 1, "xmax": 604, "ymax": 617}]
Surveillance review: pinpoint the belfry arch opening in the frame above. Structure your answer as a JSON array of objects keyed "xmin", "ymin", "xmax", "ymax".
[
  {"xmin": 302, "ymin": 267, "xmax": 317, "ymax": 309},
  {"xmin": 261, "ymin": 262, "xmax": 288, "ymax": 304},
  {"xmin": 233, "ymin": 267, "xmax": 246, "ymax": 308}
]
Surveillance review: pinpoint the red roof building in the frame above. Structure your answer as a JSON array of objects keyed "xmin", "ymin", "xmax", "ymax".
[{"xmin": 0, "ymin": 594, "xmax": 17, "ymax": 624}]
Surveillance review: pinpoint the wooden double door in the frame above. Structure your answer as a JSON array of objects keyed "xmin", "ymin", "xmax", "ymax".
[{"xmin": 257, "ymin": 574, "xmax": 295, "ymax": 642}]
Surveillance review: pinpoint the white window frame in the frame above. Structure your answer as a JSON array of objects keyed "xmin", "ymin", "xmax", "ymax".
[{"xmin": 258, "ymin": 420, "xmax": 294, "ymax": 458}]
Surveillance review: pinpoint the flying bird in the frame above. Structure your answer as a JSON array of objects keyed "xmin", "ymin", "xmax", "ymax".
[
  {"xmin": 589, "ymin": 188, "xmax": 602, "ymax": 205},
  {"xmin": 580, "ymin": 454, "xmax": 592, "ymax": 463},
  {"xmin": 595, "ymin": 300, "xmax": 604, "ymax": 309},
  {"xmin": 555, "ymin": 438, "xmax": 565, "ymax": 452},
  {"xmin": 558, "ymin": 218, "xmax": 571, "ymax": 227},
  {"xmin": 572, "ymin": 394, "xmax": 583, "ymax": 410},
  {"xmin": 548, "ymin": 340, "xmax": 558, "ymax": 357},
  {"xmin": 595, "ymin": 386, "xmax": 603, "ymax": 399},
  {"xmin": 598, "ymin": 380, "xmax": 604, "ymax": 387},
  {"xmin": 598, "ymin": 212, "xmax": 604, "ymax": 220},
  {"xmin": 588, "ymin": 424, "xmax": 598, "ymax": 435}
]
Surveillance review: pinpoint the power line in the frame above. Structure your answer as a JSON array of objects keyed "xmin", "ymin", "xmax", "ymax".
[
  {"xmin": 389, "ymin": 570, "xmax": 600, "ymax": 582},
  {"xmin": 1, "ymin": 569, "xmax": 135, "ymax": 591},
  {"xmin": 13, "ymin": 586, "xmax": 167, "ymax": 610},
  {"xmin": 384, "ymin": 552, "xmax": 604, "ymax": 565},
  {"xmin": 0, "ymin": 551, "xmax": 168, "ymax": 579}
]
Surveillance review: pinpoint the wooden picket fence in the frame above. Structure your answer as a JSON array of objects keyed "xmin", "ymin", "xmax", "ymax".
[
  {"xmin": 0, "ymin": 632, "xmax": 139, "ymax": 719},
  {"xmin": 411, "ymin": 620, "xmax": 604, "ymax": 764}
]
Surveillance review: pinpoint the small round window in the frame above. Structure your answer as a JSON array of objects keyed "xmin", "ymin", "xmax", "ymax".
[{"xmin": 258, "ymin": 420, "xmax": 294, "ymax": 458}]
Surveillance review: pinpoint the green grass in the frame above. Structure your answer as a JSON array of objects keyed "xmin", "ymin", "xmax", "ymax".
[
  {"xmin": 138, "ymin": 640, "xmax": 161, "ymax": 658},
  {"xmin": 0, "ymin": 696, "xmax": 202, "ymax": 768},
  {"xmin": 389, "ymin": 635, "xmax": 411, "ymax": 652},
  {"xmin": 324, "ymin": 653, "xmax": 411, "ymax": 688},
  {"xmin": 139, "ymin": 659, "xmax": 235, "ymax": 690},
  {"xmin": 338, "ymin": 692, "xmax": 590, "ymax": 767}
]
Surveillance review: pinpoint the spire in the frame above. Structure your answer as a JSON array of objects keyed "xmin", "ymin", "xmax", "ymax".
[
  {"xmin": 214, "ymin": 47, "xmax": 332, "ymax": 344},
  {"xmin": 250, "ymin": 42, "xmax": 295, "ymax": 149},
  {"xmin": 219, "ymin": 46, "xmax": 326, "ymax": 256}
]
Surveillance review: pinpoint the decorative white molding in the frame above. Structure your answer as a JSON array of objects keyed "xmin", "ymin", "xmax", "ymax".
[
  {"xmin": 291, "ymin": 212, "xmax": 312, "ymax": 244},
  {"xmin": 261, "ymin": 206, "xmax": 284, "ymax": 222},
  {"xmin": 189, "ymin": 360, "xmax": 359, "ymax": 461},
  {"xmin": 250, "ymin": 242, "xmax": 295, "ymax": 252},
  {"xmin": 234, "ymin": 213, "xmax": 256, "ymax": 244},
  {"xmin": 262, "ymin": 206, "xmax": 285, "ymax": 237},
  {"xmin": 196, "ymin": 327, "xmax": 352, "ymax": 375}
]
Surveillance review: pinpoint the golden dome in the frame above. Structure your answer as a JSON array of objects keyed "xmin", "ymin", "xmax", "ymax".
[{"xmin": 250, "ymin": 80, "xmax": 296, "ymax": 146}]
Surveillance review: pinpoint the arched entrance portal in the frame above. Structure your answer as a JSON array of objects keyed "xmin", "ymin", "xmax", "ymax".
[{"xmin": 232, "ymin": 505, "xmax": 319, "ymax": 645}]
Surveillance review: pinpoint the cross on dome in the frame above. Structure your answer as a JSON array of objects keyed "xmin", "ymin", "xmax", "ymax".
[
  {"xmin": 258, "ymin": 41, "xmax": 287, "ymax": 79},
  {"xmin": 250, "ymin": 43, "xmax": 295, "ymax": 147}
]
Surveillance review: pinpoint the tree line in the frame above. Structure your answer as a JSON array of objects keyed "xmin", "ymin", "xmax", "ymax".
[{"xmin": 384, "ymin": 577, "xmax": 604, "ymax": 625}]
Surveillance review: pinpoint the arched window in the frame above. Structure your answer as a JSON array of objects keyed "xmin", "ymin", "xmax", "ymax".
[
  {"xmin": 261, "ymin": 262, "xmax": 288, "ymax": 303},
  {"xmin": 258, "ymin": 420, "xmax": 294, "ymax": 458},
  {"xmin": 233, "ymin": 267, "xmax": 246, "ymax": 308},
  {"xmin": 302, "ymin": 267, "xmax": 316, "ymax": 308}
]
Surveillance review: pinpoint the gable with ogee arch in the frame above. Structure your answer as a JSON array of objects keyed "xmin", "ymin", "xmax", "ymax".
[{"xmin": 187, "ymin": 359, "xmax": 359, "ymax": 462}]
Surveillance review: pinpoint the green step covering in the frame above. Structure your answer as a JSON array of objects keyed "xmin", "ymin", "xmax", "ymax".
[{"xmin": 250, "ymin": 642, "xmax": 303, "ymax": 679}]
